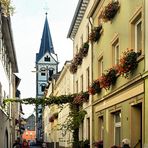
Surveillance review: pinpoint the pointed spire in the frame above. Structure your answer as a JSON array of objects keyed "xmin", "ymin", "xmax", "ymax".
[{"xmin": 36, "ymin": 14, "xmax": 55, "ymax": 62}]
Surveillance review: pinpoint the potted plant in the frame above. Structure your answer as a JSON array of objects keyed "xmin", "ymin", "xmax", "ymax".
[{"xmin": 101, "ymin": 0, "xmax": 120, "ymax": 22}]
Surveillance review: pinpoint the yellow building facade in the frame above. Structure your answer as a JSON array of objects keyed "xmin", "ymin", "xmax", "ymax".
[
  {"xmin": 88, "ymin": 0, "xmax": 146, "ymax": 147},
  {"xmin": 43, "ymin": 61, "xmax": 74, "ymax": 147},
  {"xmin": 43, "ymin": 0, "xmax": 148, "ymax": 147}
]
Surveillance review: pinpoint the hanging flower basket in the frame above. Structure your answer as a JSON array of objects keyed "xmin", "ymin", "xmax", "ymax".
[
  {"xmin": 101, "ymin": 1, "xmax": 120, "ymax": 22},
  {"xmin": 117, "ymin": 49, "xmax": 141, "ymax": 78},
  {"xmin": 69, "ymin": 62, "xmax": 78, "ymax": 74},
  {"xmin": 73, "ymin": 53, "xmax": 83, "ymax": 66},
  {"xmin": 89, "ymin": 24, "xmax": 102, "ymax": 42},
  {"xmin": 88, "ymin": 79, "xmax": 101, "ymax": 95},
  {"xmin": 73, "ymin": 92, "xmax": 89, "ymax": 104},
  {"xmin": 80, "ymin": 42, "xmax": 89, "ymax": 57}
]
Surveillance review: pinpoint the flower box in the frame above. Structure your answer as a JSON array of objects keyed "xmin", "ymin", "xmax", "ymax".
[
  {"xmin": 88, "ymin": 79, "xmax": 101, "ymax": 95},
  {"xmin": 99, "ymin": 68, "xmax": 118, "ymax": 89},
  {"xmin": 101, "ymin": 1, "xmax": 120, "ymax": 22},
  {"xmin": 80, "ymin": 42, "xmax": 89, "ymax": 57},
  {"xmin": 117, "ymin": 49, "xmax": 141, "ymax": 78},
  {"xmin": 89, "ymin": 24, "xmax": 102, "ymax": 42},
  {"xmin": 70, "ymin": 62, "xmax": 78, "ymax": 74}
]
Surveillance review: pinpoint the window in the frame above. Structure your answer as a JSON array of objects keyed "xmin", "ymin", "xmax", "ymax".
[
  {"xmin": 40, "ymin": 68, "xmax": 46, "ymax": 76},
  {"xmin": 98, "ymin": 56, "xmax": 103, "ymax": 76},
  {"xmin": 76, "ymin": 45, "xmax": 78, "ymax": 53},
  {"xmin": 135, "ymin": 19, "xmax": 142, "ymax": 52},
  {"xmin": 40, "ymin": 84, "xmax": 46, "ymax": 92},
  {"xmin": 130, "ymin": 10, "xmax": 142, "ymax": 52},
  {"xmin": 44, "ymin": 55, "xmax": 50, "ymax": 62},
  {"xmin": 80, "ymin": 75, "xmax": 83, "ymax": 92},
  {"xmin": 86, "ymin": 24, "xmax": 89, "ymax": 41},
  {"xmin": 81, "ymin": 35, "xmax": 83, "ymax": 47},
  {"xmin": 98, "ymin": 116, "xmax": 104, "ymax": 140},
  {"xmin": 87, "ymin": 118, "xmax": 90, "ymax": 140},
  {"xmin": 114, "ymin": 111, "xmax": 121, "ymax": 146},
  {"xmin": 76, "ymin": 80, "xmax": 78, "ymax": 93},
  {"xmin": 48, "ymin": 69, "xmax": 54, "ymax": 77},
  {"xmin": 112, "ymin": 38, "xmax": 120, "ymax": 65},
  {"xmin": 86, "ymin": 67, "xmax": 90, "ymax": 89}
]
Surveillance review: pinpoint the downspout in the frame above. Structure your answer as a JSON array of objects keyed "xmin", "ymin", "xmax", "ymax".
[
  {"xmin": 144, "ymin": 0, "xmax": 148, "ymax": 147},
  {"xmin": 89, "ymin": 17, "xmax": 94, "ymax": 148},
  {"xmin": 69, "ymin": 36, "xmax": 75, "ymax": 94}
]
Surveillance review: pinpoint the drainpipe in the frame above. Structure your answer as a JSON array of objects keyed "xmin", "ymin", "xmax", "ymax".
[
  {"xmin": 144, "ymin": 0, "xmax": 148, "ymax": 147},
  {"xmin": 89, "ymin": 17, "xmax": 94, "ymax": 148}
]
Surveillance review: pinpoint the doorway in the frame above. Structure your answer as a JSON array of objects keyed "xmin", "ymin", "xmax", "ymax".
[{"xmin": 131, "ymin": 103, "xmax": 142, "ymax": 148}]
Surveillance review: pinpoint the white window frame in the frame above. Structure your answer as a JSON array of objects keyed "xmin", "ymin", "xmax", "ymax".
[
  {"xmin": 135, "ymin": 19, "xmax": 142, "ymax": 52},
  {"xmin": 114, "ymin": 111, "xmax": 121, "ymax": 146},
  {"xmin": 114, "ymin": 43, "xmax": 120, "ymax": 65},
  {"xmin": 99, "ymin": 57, "xmax": 103, "ymax": 76}
]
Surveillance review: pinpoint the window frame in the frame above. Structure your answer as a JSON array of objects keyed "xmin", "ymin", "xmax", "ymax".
[
  {"xmin": 98, "ymin": 55, "xmax": 103, "ymax": 76},
  {"xmin": 130, "ymin": 7, "xmax": 142, "ymax": 53},
  {"xmin": 134, "ymin": 19, "xmax": 142, "ymax": 52},
  {"xmin": 113, "ymin": 111, "xmax": 121, "ymax": 146},
  {"xmin": 112, "ymin": 37, "xmax": 120, "ymax": 65}
]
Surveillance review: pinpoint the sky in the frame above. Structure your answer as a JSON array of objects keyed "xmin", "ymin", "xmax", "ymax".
[{"xmin": 11, "ymin": 0, "xmax": 78, "ymax": 117}]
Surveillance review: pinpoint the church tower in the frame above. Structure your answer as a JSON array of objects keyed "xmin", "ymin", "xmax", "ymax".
[{"xmin": 35, "ymin": 14, "xmax": 58, "ymax": 142}]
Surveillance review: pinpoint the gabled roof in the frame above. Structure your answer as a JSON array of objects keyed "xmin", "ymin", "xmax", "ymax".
[{"xmin": 36, "ymin": 14, "xmax": 55, "ymax": 62}]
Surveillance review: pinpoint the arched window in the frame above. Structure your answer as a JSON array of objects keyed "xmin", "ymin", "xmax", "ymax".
[
  {"xmin": 40, "ymin": 83, "xmax": 46, "ymax": 92},
  {"xmin": 40, "ymin": 67, "xmax": 46, "ymax": 76}
]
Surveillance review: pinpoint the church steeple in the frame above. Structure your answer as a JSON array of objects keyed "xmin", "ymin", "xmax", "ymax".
[{"xmin": 36, "ymin": 14, "xmax": 55, "ymax": 62}]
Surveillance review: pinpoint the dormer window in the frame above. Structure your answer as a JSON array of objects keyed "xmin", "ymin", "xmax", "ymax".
[{"xmin": 44, "ymin": 55, "xmax": 50, "ymax": 62}]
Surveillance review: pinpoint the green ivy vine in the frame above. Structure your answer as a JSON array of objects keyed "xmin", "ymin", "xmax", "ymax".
[{"xmin": 4, "ymin": 91, "xmax": 89, "ymax": 148}]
